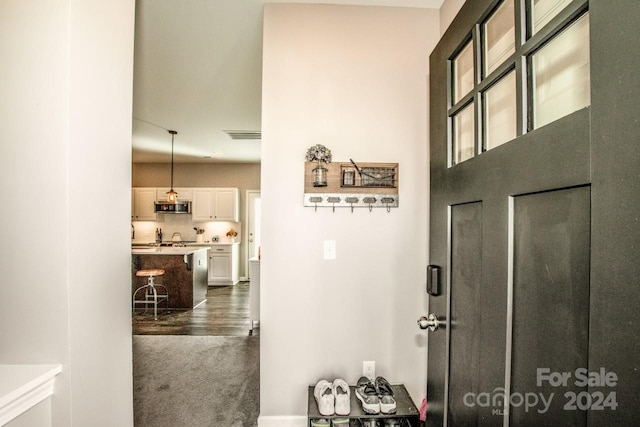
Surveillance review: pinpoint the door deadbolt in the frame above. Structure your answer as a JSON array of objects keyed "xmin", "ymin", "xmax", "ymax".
[{"xmin": 417, "ymin": 313, "xmax": 440, "ymax": 332}]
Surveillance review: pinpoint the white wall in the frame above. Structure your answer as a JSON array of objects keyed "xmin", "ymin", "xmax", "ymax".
[
  {"xmin": 0, "ymin": 1, "xmax": 135, "ymax": 426},
  {"xmin": 440, "ymin": 0, "xmax": 465, "ymax": 35},
  {"xmin": 260, "ymin": 3, "xmax": 439, "ymax": 421}
]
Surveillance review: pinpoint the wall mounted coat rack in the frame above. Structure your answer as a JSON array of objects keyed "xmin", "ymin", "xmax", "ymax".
[{"xmin": 303, "ymin": 160, "xmax": 399, "ymax": 212}]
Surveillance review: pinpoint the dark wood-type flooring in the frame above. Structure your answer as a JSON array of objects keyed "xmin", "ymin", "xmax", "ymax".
[{"xmin": 132, "ymin": 281, "xmax": 259, "ymax": 336}]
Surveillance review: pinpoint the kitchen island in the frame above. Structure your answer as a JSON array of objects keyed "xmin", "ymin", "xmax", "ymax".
[{"xmin": 131, "ymin": 246, "xmax": 209, "ymax": 310}]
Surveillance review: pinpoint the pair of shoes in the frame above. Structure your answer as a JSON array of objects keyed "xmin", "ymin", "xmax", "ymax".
[
  {"xmin": 311, "ymin": 419, "xmax": 330, "ymax": 427},
  {"xmin": 383, "ymin": 419, "xmax": 401, "ymax": 427},
  {"xmin": 314, "ymin": 379, "xmax": 351, "ymax": 416},
  {"xmin": 355, "ymin": 376, "xmax": 397, "ymax": 415}
]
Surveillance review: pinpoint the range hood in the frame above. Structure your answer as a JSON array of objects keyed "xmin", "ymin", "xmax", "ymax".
[{"xmin": 154, "ymin": 200, "xmax": 191, "ymax": 214}]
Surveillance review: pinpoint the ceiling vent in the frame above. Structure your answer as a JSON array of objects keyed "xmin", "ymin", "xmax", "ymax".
[{"xmin": 224, "ymin": 130, "xmax": 262, "ymax": 140}]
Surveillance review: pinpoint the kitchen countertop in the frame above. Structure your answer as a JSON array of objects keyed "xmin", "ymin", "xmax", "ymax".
[
  {"xmin": 131, "ymin": 246, "xmax": 210, "ymax": 255},
  {"xmin": 132, "ymin": 241, "xmax": 239, "ymax": 247},
  {"xmin": 186, "ymin": 242, "xmax": 239, "ymax": 246}
]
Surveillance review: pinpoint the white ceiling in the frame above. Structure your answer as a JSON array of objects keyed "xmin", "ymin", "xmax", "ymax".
[{"xmin": 132, "ymin": 0, "xmax": 444, "ymax": 164}]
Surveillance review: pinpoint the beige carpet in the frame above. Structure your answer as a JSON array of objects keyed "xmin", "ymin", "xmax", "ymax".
[{"xmin": 133, "ymin": 335, "xmax": 259, "ymax": 427}]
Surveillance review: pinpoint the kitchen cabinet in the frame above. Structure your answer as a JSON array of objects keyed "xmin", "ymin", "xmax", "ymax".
[
  {"xmin": 132, "ymin": 188, "xmax": 157, "ymax": 221},
  {"xmin": 208, "ymin": 244, "xmax": 239, "ymax": 286},
  {"xmin": 156, "ymin": 187, "xmax": 192, "ymax": 201},
  {"xmin": 192, "ymin": 188, "xmax": 239, "ymax": 222}
]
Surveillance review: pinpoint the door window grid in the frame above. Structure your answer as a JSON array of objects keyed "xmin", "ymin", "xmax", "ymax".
[
  {"xmin": 531, "ymin": 13, "xmax": 590, "ymax": 129},
  {"xmin": 452, "ymin": 103, "xmax": 476, "ymax": 165},
  {"xmin": 483, "ymin": 0, "xmax": 516, "ymax": 77},
  {"xmin": 447, "ymin": 0, "xmax": 590, "ymax": 167},
  {"xmin": 453, "ymin": 41, "xmax": 475, "ymax": 104},
  {"xmin": 530, "ymin": 0, "xmax": 573, "ymax": 35},
  {"xmin": 484, "ymin": 71, "xmax": 518, "ymax": 150}
]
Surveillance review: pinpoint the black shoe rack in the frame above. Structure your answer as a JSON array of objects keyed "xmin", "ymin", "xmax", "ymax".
[{"xmin": 307, "ymin": 384, "xmax": 420, "ymax": 427}]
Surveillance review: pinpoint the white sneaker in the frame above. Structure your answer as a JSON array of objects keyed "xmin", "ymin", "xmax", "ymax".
[
  {"xmin": 314, "ymin": 379, "xmax": 335, "ymax": 416},
  {"xmin": 332, "ymin": 378, "xmax": 351, "ymax": 416}
]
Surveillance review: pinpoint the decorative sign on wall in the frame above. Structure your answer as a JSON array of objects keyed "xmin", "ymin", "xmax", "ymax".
[{"xmin": 303, "ymin": 158, "xmax": 399, "ymax": 212}]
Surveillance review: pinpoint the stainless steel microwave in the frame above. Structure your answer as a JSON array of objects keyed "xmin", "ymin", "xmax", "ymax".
[{"xmin": 154, "ymin": 200, "xmax": 191, "ymax": 214}]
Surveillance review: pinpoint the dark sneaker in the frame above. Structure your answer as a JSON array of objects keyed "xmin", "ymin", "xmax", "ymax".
[
  {"xmin": 374, "ymin": 376, "xmax": 397, "ymax": 414},
  {"xmin": 361, "ymin": 419, "xmax": 380, "ymax": 427},
  {"xmin": 383, "ymin": 418, "xmax": 401, "ymax": 427},
  {"xmin": 355, "ymin": 376, "xmax": 380, "ymax": 414}
]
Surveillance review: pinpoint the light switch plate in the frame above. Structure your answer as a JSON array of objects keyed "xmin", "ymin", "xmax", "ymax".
[{"xmin": 323, "ymin": 240, "xmax": 336, "ymax": 260}]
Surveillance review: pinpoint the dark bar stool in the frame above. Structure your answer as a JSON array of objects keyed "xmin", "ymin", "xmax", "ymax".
[{"xmin": 133, "ymin": 269, "xmax": 169, "ymax": 320}]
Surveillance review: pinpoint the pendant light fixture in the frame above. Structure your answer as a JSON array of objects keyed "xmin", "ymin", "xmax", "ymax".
[{"xmin": 166, "ymin": 130, "xmax": 178, "ymax": 203}]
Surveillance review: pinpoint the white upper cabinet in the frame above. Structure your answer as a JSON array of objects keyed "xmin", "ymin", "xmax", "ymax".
[
  {"xmin": 132, "ymin": 187, "xmax": 238, "ymax": 221},
  {"xmin": 155, "ymin": 187, "xmax": 192, "ymax": 201},
  {"xmin": 192, "ymin": 189, "xmax": 214, "ymax": 220},
  {"xmin": 214, "ymin": 188, "xmax": 238, "ymax": 221},
  {"xmin": 131, "ymin": 188, "xmax": 157, "ymax": 221},
  {"xmin": 192, "ymin": 188, "xmax": 239, "ymax": 222}
]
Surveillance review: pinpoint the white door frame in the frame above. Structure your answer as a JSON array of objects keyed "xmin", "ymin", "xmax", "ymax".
[{"xmin": 245, "ymin": 190, "xmax": 261, "ymax": 280}]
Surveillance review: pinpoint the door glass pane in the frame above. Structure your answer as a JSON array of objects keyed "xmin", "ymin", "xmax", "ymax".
[
  {"xmin": 483, "ymin": 0, "xmax": 515, "ymax": 76},
  {"xmin": 484, "ymin": 71, "xmax": 517, "ymax": 150},
  {"xmin": 452, "ymin": 103, "xmax": 475, "ymax": 165},
  {"xmin": 532, "ymin": 13, "xmax": 590, "ymax": 129},
  {"xmin": 453, "ymin": 41, "xmax": 474, "ymax": 103},
  {"xmin": 530, "ymin": 0, "xmax": 572, "ymax": 35}
]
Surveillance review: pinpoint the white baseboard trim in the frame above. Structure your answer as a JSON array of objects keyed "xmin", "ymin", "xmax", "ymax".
[
  {"xmin": 258, "ymin": 415, "xmax": 308, "ymax": 427},
  {"xmin": 0, "ymin": 365, "xmax": 62, "ymax": 426},
  {"xmin": 240, "ymin": 276, "xmax": 248, "ymax": 282}
]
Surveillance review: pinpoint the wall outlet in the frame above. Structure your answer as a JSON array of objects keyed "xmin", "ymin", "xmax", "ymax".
[{"xmin": 363, "ymin": 361, "xmax": 375, "ymax": 380}]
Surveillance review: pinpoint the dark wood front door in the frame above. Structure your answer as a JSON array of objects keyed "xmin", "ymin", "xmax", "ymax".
[
  {"xmin": 424, "ymin": 1, "xmax": 640, "ymax": 426},
  {"xmin": 428, "ymin": 117, "xmax": 591, "ymax": 426}
]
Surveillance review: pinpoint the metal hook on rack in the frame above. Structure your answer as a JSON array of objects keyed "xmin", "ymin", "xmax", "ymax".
[
  {"xmin": 345, "ymin": 196, "xmax": 358, "ymax": 213},
  {"xmin": 381, "ymin": 197, "xmax": 394, "ymax": 213},
  {"xmin": 309, "ymin": 196, "xmax": 323, "ymax": 213},
  {"xmin": 327, "ymin": 196, "xmax": 341, "ymax": 213},
  {"xmin": 363, "ymin": 197, "xmax": 377, "ymax": 213}
]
